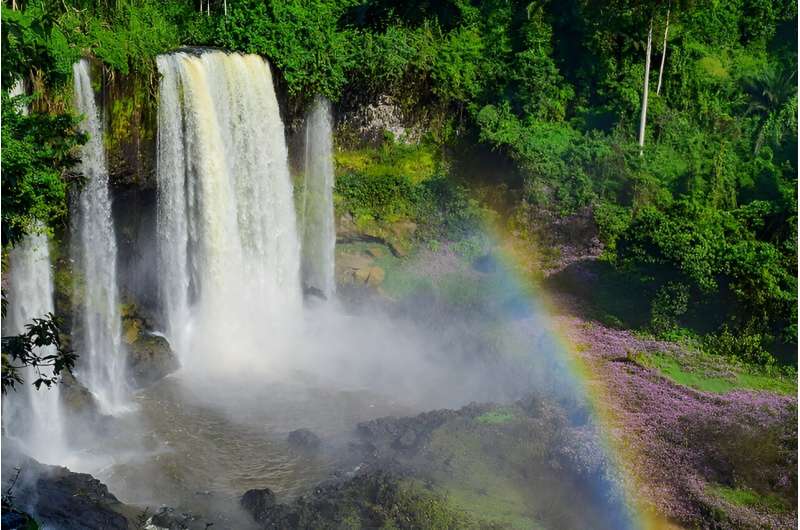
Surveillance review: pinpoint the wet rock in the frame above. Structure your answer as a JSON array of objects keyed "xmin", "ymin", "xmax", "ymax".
[
  {"xmin": 303, "ymin": 284, "xmax": 327, "ymax": 301},
  {"xmin": 120, "ymin": 303, "xmax": 179, "ymax": 388},
  {"xmin": 60, "ymin": 371, "xmax": 99, "ymax": 417},
  {"xmin": 1, "ymin": 508, "xmax": 37, "ymax": 529},
  {"xmin": 126, "ymin": 332, "xmax": 179, "ymax": 388},
  {"xmin": 242, "ymin": 471, "xmax": 467, "ymax": 530},
  {"xmin": 241, "ymin": 488, "xmax": 277, "ymax": 522},
  {"xmin": 287, "ymin": 428, "xmax": 321, "ymax": 451},
  {"xmin": 337, "ymin": 94, "xmax": 424, "ymax": 145},
  {"xmin": 356, "ymin": 409, "xmax": 466, "ymax": 456},
  {"xmin": 149, "ymin": 506, "xmax": 203, "ymax": 529},
  {"xmin": 1, "ymin": 448, "xmax": 143, "ymax": 530}
]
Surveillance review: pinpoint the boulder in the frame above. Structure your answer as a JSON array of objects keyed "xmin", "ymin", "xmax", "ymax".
[
  {"xmin": 303, "ymin": 284, "xmax": 327, "ymax": 301},
  {"xmin": 126, "ymin": 332, "xmax": 179, "ymax": 388},
  {"xmin": 1, "ymin": 508, "xmax": 36, "ymax": 530},
  {"xmin": 287, "ymin": 428, "xmax": 322, "ymax": 451},
  {"xmin": 148, "ymin": 506, "xmax": 203, "ymax": 530},
  {"xmin": 120, "ymin": 303, "xmax": 179, "ymax": 388},
  {"xmin": 240, "ymin": 488, "xmax": 277, "ymax": 522}
]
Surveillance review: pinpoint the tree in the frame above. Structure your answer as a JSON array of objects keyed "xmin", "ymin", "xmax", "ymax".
[
  {"xmin": 1, "ymin": 90, "xmax": 86, "ymax": 247},
  {"xmin": 655, "ymin": 3, "xmax": 670, "ymax": 95},
  {"xmin": 744, "ymin": 66, "xmax": 797, "ymax": 154},
  {"xmin": 1, "ymin": 310, "xmax": 77, "ymax": 394},
  {"xmin": 637, "ymin": 16, "xmax": 653, "ymax": 155}
]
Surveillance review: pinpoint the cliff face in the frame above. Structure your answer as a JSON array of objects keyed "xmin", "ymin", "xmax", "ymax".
[{"xmin": 102, "ymin": 68, "xmax": 159, "ymax": 190}]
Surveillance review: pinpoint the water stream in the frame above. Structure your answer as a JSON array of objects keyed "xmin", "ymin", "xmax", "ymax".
[
  {"xmin": 301, "ymin": 97, "xmax": 336, "ymax": 299},
  {"xmin": 71, "ymin": 59, "xmax": 128, "ymax": 413}
]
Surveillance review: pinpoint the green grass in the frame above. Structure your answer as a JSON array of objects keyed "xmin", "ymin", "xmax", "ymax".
[
  {"xmin": 708, "ymin": 483, "xmax": 789, "ymax": 512},
  {"xmin": 640, "ymin": 352, "xmax": 797, "ymax": 395},
  {"xmin": 426, "ymin": 424, "xmax": 541, "ymax": 530}
]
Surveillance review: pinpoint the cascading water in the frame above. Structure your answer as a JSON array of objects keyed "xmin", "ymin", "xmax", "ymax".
[
  {"xmin": 71, "ymin": 60, "xmax": 128, "ymax": 412},
  {"xmin": 3, "ymin": 229, "xmax": 67, "ymax": 464},
  {"xmin": 2, "ymin": 81, "xmax": 68, "ymax": 463},
  {"xmin": 155, "ymin": 51, "xmax": 301, "ymax": 363},
  {"xmin": 300, "ymin": 97, "xmax": 336, "ymax": 299}
]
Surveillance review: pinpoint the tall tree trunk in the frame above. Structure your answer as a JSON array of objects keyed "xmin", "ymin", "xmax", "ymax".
[
  {"xmin": 638, "ymin": 18, "xmax": 654, "ymax": 155},
  {"xmin": 656, "ymin": 6, "xmax": 670, "ymax": 96},
  {"xmin": 224, "ymin": 0, "xmax": 227, "ymax": 16}
]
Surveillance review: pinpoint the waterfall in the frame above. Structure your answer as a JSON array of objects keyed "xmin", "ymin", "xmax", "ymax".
[
  {"xmin": 4, "ymin": 230, "xmax": 68, "ymax": 463},
  {"xmin": 71, "ymin": 60, "xmax": 128, "ymax": 412},
  {"xmin": 155, "ymin": 51, "xmax": 301, "ymax": 363},
  {"xmin": 2, "ymin": 81, "xmax": 67, "ymax": 463},
  {"xmin": 301, "ymin": 97, "xmax": 336, "ymax": 299}
]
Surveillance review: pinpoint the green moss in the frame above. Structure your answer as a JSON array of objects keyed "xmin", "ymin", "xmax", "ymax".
[
  {"xmin": 386, "ymin": 480, "xmax": 479, "ymax": 529},
  {"xmin": 639, "ymin": 352, "xmax": 797, "ymax": 395},
  {"xmin": 707, "ymin": 483, "xmax": 789, "ymax": 513},
  {"xmin": 335, "ymin": 141, "xmax": 439, "ymax": 185},
  {"xmin": 475, "ymin": 408, "xmax": 516, "ymax": 425},
  {"xmin": 423, "ymin": 418, "xmax": 545, "ymax": 529}
]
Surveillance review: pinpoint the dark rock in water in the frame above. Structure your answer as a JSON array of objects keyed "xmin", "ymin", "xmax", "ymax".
[
  {"xmin": 241, "ymin": 488, "xmax": 277, "ymax": 522},
  {"xmin": 149, "ymin": 506, "xmax": 203, "ymax": 530},
  {"xmin": 127, "ymin": 332, "xmax": 179, "ymax": 388},
  {"xmin": 1, "ymin": 448, "xmax": 143, "ymax": 530},
  {"xmin": 356, "ymin": 408, "xmax": 471, "ymax": 455},
  {"xmin": 287, "ymin": 428, "xmax": 321, "ymax": 450},
  {"xmin": 1, "ymin": 507, "xmax": 37, "ymax": 529},
  {"xmin": 241, "ymin": 469, "xmax": 478, "ymax": 530},
  {"xmin": 302, "ymin": 284, "xmax": 327, "ymax": 301},
  {"xmin": 121, "ymin": 303, "xmax": 179, "ymax": 388},
  {"xmin": 472, "ymin": 253, "xmax": 498, "ymax": 273}
]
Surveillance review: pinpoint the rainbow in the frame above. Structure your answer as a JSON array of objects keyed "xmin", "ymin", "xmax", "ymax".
[{"xmin": 478, "ymin": 218, "xmax": 678, "ymax": 530}]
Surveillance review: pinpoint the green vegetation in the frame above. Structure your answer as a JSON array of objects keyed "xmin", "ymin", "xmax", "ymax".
[
  {"xmin": 1, "ymin": 91, "xmax": 86, "ymax": 246},
  {"xmin": 2, "ymin": 0, "xmax": 796, "ymax": 369},
  {"xmin": 707, "ymin": 483, "xmax": 790, "ymax": 513},
  {"xmin": 638, "ymin": 351, "xmax": 796, "ymax": 395},
  {"xmin": 475, "ymin": 408, "xmax": 516, "ymax": 425},
  {"xmin": 335, "ymin": 138, "xmax": 484, "ymax": 242}
]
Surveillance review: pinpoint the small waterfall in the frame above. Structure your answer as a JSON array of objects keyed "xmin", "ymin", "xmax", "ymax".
[
  {"xmin": 301, "ymin": 97, "xmax": 336, "ymax": 299},
  {"xmin": 3, "ymin": 229, "xmax": 68, "ymax": 463},
  {"xmin": 71, "ymin": 60, "xmax": 127, "ymax": 412},
  {"xmin": 3, "ymin": 78, "xmax": 67, "ymax": 463},
  {"xmin": 156, "ymin": 51, "xmax": 301, "ymax": 363}
]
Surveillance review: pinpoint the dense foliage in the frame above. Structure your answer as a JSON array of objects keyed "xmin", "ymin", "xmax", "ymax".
[
  {"xmin": 1, "ymin": 91, "xmax": 86, "ymax": 246},
  {"xmin": 1, "ymin": 0, "xmax": 797, "ymax": 364},
  {"xmin": 1, "ymin": 309, "xmax": 75, "ymax": 394}
]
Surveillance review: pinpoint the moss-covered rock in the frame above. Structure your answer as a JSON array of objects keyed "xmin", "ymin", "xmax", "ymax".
[
  {"xmin": 240, "ymin": 471, "xmax": 480, "ymax": 530},
  {"xmin": 121, "ymin": 304, "xmax": 178, "ymax": 388},
  {"xmin": 59, "ymin": 371, "xmax": 98, "ymax": 418}
]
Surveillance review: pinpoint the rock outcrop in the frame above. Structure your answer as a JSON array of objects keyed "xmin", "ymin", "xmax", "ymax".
[
  {"xmin": 287, "ymin": 428, "xmax": 322, "ymax": 451},
  {"xmin": 1, "ymin": 449, "xmax": 144, "ymax": 530}
]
